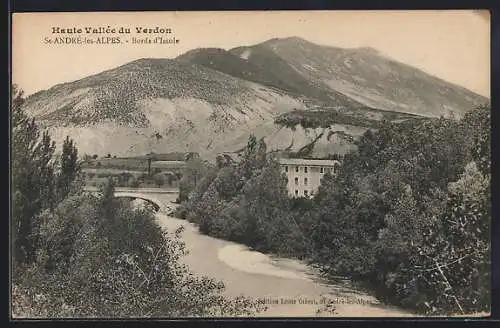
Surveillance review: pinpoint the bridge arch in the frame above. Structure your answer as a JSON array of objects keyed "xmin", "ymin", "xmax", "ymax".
[{"xmin": 114, "ymin": 192, "xmax": 163, "ymax": 212}]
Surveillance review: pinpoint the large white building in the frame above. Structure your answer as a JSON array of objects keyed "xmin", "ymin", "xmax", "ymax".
[{"xmin": 278, "ymin": 158, "xmax": 341, "ymax": 198}]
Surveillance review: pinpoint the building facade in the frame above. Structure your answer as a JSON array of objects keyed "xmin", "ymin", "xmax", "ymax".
[{"xmin": 278, "ymin": 158, "xmax": 341, "ymax": 198}]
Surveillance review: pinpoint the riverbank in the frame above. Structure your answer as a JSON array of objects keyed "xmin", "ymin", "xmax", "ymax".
[{"xmin": 154, "ymin": 205, "xmax": 416, "ymax": 317}]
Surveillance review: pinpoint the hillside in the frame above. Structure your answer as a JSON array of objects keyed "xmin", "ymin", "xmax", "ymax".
[
  {"xmin": 25, "ymin": 58, "xmax": 300, "ymax": 126},
  {"xmin": 21, "ymin": 37, "xmax": 489, "ymax": 160},
  {"xmin": 177, "ymin": 46, "xmax": 360, "ymax": 107},
  {"xmin": 23, "ymin": 57, "xmax": 306, "ymax": 159},
  {"xmin": 228, "ymin": 37, "xmax": 487, "ymax": 117}
]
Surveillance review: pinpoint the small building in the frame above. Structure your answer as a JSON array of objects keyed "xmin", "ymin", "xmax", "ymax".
[{"xmin": 278, "ymin": 158, "xmax": 341, "ymax": 198}]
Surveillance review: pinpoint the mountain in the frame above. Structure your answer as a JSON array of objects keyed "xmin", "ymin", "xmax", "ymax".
[
  {"xmin": 22, "ymin": 37, "xmax": 488, "ymax": 160},
  {"xmin": 24, "ymin": 57, "xmax": 306, "ymax": 159},
  {"xmin": 177, "ymin": 46, "xmax": 361, "ymax": 107},
  {"xmin": 228, "ymin": 37, "xmax": 486, "ymax": 116}
]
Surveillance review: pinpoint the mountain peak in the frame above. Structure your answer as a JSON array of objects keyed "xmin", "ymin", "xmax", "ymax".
[
  {"xmin": 260, "ymin": 36, "xmax": 312, "ymax": 46},
  {"xmin": 352, "ymin": 46, "xmax": 380, "ymax": 55},
  {"xmin": 177, "ymin": 47, "xmax": 227, "ymax": 59}
]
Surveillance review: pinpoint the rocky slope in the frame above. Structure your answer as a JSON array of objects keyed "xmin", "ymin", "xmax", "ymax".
[
  {"xmin": 228, "ymin": 37, "xmax": 486, "ymax": 117},
  {"xmin": 22, "ymin": 37, "xmax": 488, "ymax": 160}
]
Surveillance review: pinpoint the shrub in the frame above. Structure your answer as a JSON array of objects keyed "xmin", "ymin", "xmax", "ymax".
[
  {"xmin": 154, "ymin": 174, "xmax": 166, "ymax": 187},
  {"xmin": 13, "ymin": 182, "xmax": 263, "ymax": 318},
  {"xmin": 128, "ymin": 177, "xmax": 141, "ymax": 188}
]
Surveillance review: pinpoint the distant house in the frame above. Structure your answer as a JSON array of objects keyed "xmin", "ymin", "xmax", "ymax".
[{"xmin": 278, "ymin": 158, "xmax": 341, "ymax": 198}]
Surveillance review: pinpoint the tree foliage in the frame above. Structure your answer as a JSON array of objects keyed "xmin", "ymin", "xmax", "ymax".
[
  {"xmin": 12, "ymin": 89, "xmax": 261, "ymax": 318},
  {"xmin": 178, "ymin": 105, "xmax": 490, "ymax": 315},
  {"xmin": 177, "ymin": 135, "xmax": 310, "ymax": 258},
  {"xmin": 307, "ymin": 105, "xmax": 491, "ymax": 314}
]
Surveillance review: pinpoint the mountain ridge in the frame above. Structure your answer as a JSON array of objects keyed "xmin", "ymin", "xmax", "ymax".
[{"xmin": 21, "ymin": 36, "xmax": 489, "ymax": 160}]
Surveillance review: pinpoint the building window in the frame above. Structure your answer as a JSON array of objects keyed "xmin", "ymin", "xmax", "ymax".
[
  {"xmin": 285, "ymin": 165, "xmax": 288, "ymax": 172},
  {"xmin": 295, "ymin": 190, "xmax": 299, "ymax": 196},
  {"xmin": 304, "ymin": 177, "xmax": 308, "ymax": 186},
  {"xmin": 320, "ymin": 167, "xmax": 324, "ymax": 173},
  {"xmin": 304, "ymin": 190, "xmax": 308, "ymax": 196},
  {"xmin": 294, "ymin": 177, "xmax": 299, "ymax": 185},
  {"xmin": 304, "ymin": 166, "xmax": 308, "ymax": 173},
  {"xmin": 295, "ymin": 166, "xmax": 299, "ymax": 173}
]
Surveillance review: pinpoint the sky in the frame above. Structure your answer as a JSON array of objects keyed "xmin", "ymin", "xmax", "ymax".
[{"xmin": 12, "ymin": 10, "xmax": 490, "ymax": 97}]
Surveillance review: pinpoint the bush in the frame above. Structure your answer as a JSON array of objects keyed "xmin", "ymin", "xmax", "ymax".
[
  {"xmin": 13, "ymin": 182, "xmax": 263, "ymax": 318},
  {"xmin": 307, "ymin": 106, "xmax": 491, "ymax": 315},
  {"xmin": 11, "ymin": 90, "xmax": 263, "ymax": 318},
  {"xmin": 154, "ymin": 174, "xmax": 165, "ymax": 187},
  {"xmin": 177, "ymin": 136, "xmax": 306, "ymax": 259},
  {"xmin": 128, "ymin": 177, "xmax": 141, "ymax": 188},
  {"xmin": 177, "ymin": 106, "xmax": 491, "ymax": 316}
]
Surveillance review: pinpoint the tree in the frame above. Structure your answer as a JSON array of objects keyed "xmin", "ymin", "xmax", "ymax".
[
  {"xmin": 305, "ymin": 105, "xmax": 491, "ymax": 314},
  {"xmin": 146, "ymin": 152, "xmax": 157, "ymax": 176},
  {"xmin": 409, "ymin": 162, "xmax": 490, "ymax": 314},
  {"xmin": 12, "ymin": 86, "xmax": 57, "ymax": 266},
  {"xmin": 82, "ymin": 154, "xmax": 92, "ymax": 163},
  {"xmin": 14, "ymin": 180, "xmax": 264, "ymax": 318},
  {"xmin": 164, "ymin": 173, "xmax": 175, "ymax": 186},
  {"xmin": 154, "ymin": 174, "xmax": 165, "ymax": 188},
  {"xmin": 128, "ymin": 176, "xmax": 140, "ymax": 188},
  {"xmin": 462, "ymin": 105, "xmax": 490, "ymax": 175},
  {"xmin": 56, "ymin": 136, "xmax": 80, "ymax": 201},
  {"xmin": 178, "ymin": 153, "xmax": 210, "ymax": 202},
  {"xmin": 237, "ymin": 158, "xmax": 294, "ymax": 253},
  {"xmin": 95, "ymin": 179, "xmax": 121, "ymax": 251},
  {"xmin": 237, "ymin": 135, "xmax": 267, "ymax": 180}
]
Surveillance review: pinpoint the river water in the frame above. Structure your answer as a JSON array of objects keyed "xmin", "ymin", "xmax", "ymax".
[{"xmin": 142, "ymin": 193, "xmax": 415, "ymax": 317}]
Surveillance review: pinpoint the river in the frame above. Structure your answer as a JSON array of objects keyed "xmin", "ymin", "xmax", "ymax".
[{"xmin": 137, "ymin": 192, "xmax": 416, "ymax": 317}]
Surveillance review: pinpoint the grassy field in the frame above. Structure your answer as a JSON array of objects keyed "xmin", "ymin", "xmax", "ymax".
[{"xmin": 81, "ymin": 153, "xmax": 186, "ymax": 189}]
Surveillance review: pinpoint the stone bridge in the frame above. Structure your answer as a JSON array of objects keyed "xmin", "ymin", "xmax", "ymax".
[
  {"xmin": 114, "ymin": 192, "xmax": 164, "ymax": 212},
  {"xmin": 84, "ymin": 186, "xmax": 178, "ymax": 213}
]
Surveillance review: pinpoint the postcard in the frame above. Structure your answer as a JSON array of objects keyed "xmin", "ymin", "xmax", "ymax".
[{"xmin": 11, "ymin": 10, "xmax": 491, "ymax": 318}]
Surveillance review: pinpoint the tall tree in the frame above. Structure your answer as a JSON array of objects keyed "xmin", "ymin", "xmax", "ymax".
[
  {"xmin": 178, "ymin": 153, "xmax": 209, "ymax": 202},
  {"xmin": 238, "ymin": 134, "xmax": 258, "ymax": 180},
  {"xmin": 56, "ymin": 136, "xmax": 80, "ymax": 201},
  {"xmin": 12, "ymin": 86, "xmax": 56, "ymax": 266}
]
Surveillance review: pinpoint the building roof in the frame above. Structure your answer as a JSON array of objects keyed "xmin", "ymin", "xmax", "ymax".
[{"xmin": 278, "ymin": 158, "xmax": 340, "ymax": 166}]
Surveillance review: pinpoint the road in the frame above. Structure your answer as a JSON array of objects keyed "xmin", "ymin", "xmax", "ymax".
[{"xmin": 117, "ymin": 190, "xmax": 416, "ymax": 317}]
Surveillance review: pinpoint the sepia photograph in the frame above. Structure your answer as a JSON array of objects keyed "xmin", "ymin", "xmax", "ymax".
[{"xmin": 10, "ymin": 10, "xmax": 491, "ymax": 318}]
